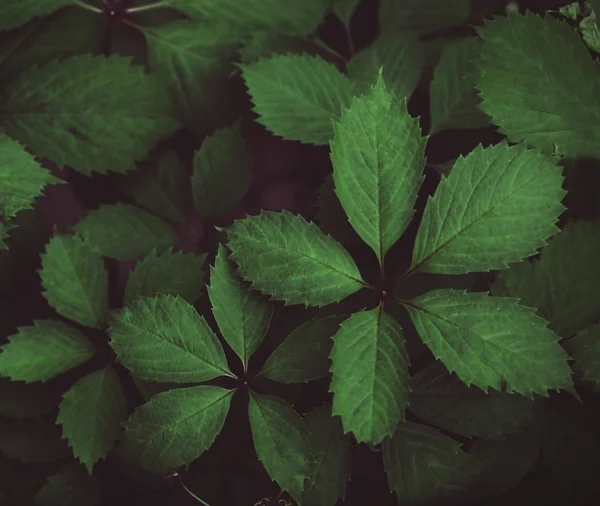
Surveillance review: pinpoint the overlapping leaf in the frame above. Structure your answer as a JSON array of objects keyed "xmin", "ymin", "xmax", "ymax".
[
  {"xmin": 0, "ymin": 54, "xmax": 178, "ymax": 175},
  {"xmin": 40, "ymin": 234, "xmax": 108, "ymax": 328},
  {"xmin": 238, "ymin": 32, "xmax": 313, "ymax": 64},
  {"xmin": 563, "ymin": 323, "xmax": 600, "ymax": 388},
  {"xmin": 108, "ymin": 294, "xmax": 233, "ymax": 382},
  {"xmin": 0, "ymin": 0, "xmax": 73, "ymax": 31},
  {"xmin": 475, "ymin": 12, "xmax": 600, "ymax": 159},
  {"xmin": 330, "ymin": 73, "xmax": 426, "ymax": 265},
  {"xmin": 0, "ymin": 320, "xmax": 95, "ymax": 383},
  {"xmin": 57, "ymin": 367, "xmax": 127, "ymax": 473},
  {"xmin": 120, "ymin": 386, "xmax": 233, "ymax": 472},
  {"xmin": 226, "ymin": 210, "xmax": 365, "ymax": 307},
  {"xmin": 405, "ymin": 289, "xmax": 574, "ymax": 397},
  {"xmin": 379, "ymin": 0, "xmax": 471, "ymax": 35},
  {"xmin": 330, "ymin": 0, "xmax": 361, "ymax": 26},
  {"xmin": 410, "ymin": 141, "xmax": 566, "ymax": 275},
  {"xmin": 33, "ymin": 463, "xmax": 101, "ymax": 506},
  {"xmin": 330, "ymin": 306, "xmax": 410, "ymax": 444}
]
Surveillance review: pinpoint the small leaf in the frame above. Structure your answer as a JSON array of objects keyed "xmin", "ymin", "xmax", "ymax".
[
  {"xmin": 120, "ymin": 385, "xmax": 233, "ymax": 472},
  {"xmin": 0, "ymin": 320, "xmax": 95, "ymax": 383},
  {"xmin": 249, "ymin": 392, "xmax": 312, "ymax": 502},
  {"xmin": 34, "ymin": 463, "xmax": 101, "ymax": 506},
  {"xmin": 0, "ymin": 221, "xmax": 12, "ymax": 250},
  {"xmin": 379, "ymin": 0, "xmax": 471, "ymax": 35},
  {"xmin": 73, "ymin": 204, "xmax": 179, "ymax": 261},
  {"xmin": 0, "ymin": 0, "xmax": 73, "ymax": 31},
  {"xmin": 0, "ymin": 417, "xmax": 71, "ymax": 463},
  {"xmin": 226, "ymin": 210, "xmax": 365, "ymax": 307},
  {"xmin": 207, "ymin": 244, "xmax": 273, "ymax": 369},
  {"xmin": 108, "ymin": 294, "xmax": 233, "ymax": 382},
  {"xmin": 563, "ymin": 323, "xmax": 600, "ymax": 388},
  {"xmin": 330, "ymin": 306, "xmax": 410, "ymax": 444},
  {"xmin": 40, "ymin": 234, "xmax": 108, "ymax": 329},
  {"xmin": 57, "ymin": 367, "xmax": 127, "ymax": 474},
  {"xmin": 259, "ymin": 316, "xmax": 344, "ymax": 383}
]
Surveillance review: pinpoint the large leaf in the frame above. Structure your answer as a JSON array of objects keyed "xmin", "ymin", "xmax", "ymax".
[
  {"xmin": 120, "ymin": 385, "xmax": 233, "ymax": 472},
  {"xmin": 0, "ymin": 417, "xmax": 71, "ymax": 463},
  {"xmin": 191, "ymin": 121, "xmax": 253, "ymax": 219},
  {"xmin": 73, "ymin": 204, "xmax": 179, "ymax": 261},
  {"xmin": 404, "ymin": 289, "xmax": 574, "ymax": 397},
  {"xmin": 329, "ymin": 306, "xmax": 410, "ymax": 444},
  {"xmin": 226, "ymin": 210, "xmax": 365, "ymax": 307},
  {"xmin": 475, "ymin": 12, "xmax": 600, "ymax": 160},
  {"xmin": 379, "ymin": 0, "xmax": 471, "ymax": 35},
  {"xmin": 0, "ymin": 320, "xmax": 95, "ymax": 383},
  {"xmin": 207, "ymin": 244, "xmax": 272, "ymax": 370},
  {"xmin": 491, "ymin": 220, "xmax": 600, "ymax": 338},
  {"xmin": 563, "ymin": 323, "xmax": 600, "ymax": 388},
  {"xmin": 40, "ymin": 234, "xmax": 108, "ymax": 329},
  {"xmin": 239, "ymin": 54, "xmax": 357, "ymax": 145},
  {"xmin": 33, "ymin": 463, "xmax": 101, "ymax": 506},
  {"xmin": 410, "ymin": 141, "xmax": 566, "ymax": 275},
  {"xmin": 330, "ymin": 73, "xmax": 426, "ymax": 265},
  {"xmin": 0, "ymin": 133, "xmax": 62, "ymax": 218},
  {"xmin": 248, "ymin": 392, "xmax": 312, "ymax": 503},
  {"xmin": 108, "ymin": 294, "xmax": 233, "ymax": 382},
  {"xmin": 0, "ymin": 0, "xmax": 73, "ymax": 31},
  {"xmin": 259, "ymin": 316, "xmax": 344, "ymax": 383},
  {"xmin": 409, "ymin": 362, "xmax": 536, "ymax": 440},
  {"xmin": 0, "ymin": 54, "xmax": 178, "ymax": 175},
  {"xmin": 302, "ymin": 403, "xmax": 352, "ymax": 506},
  {"xmin": 57, "ymin": 367, "xmax": 127, "ymax": 474},
  {"xmin": 124, "ymin": 248, "xmax": 208, "ymax": 306},
  {"xmin": 382, "ymin": 421, "xmax": 480, "ymax": 504}
]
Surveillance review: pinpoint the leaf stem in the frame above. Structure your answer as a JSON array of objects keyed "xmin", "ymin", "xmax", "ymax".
[
  {"xmin": 181, "ymin": 482, "xmax": 212, "ymax": 506},
  {"xmin": 313, "ymin": 37, "xmax": 348, "ymax": 63},
  {"xmin": 73, "ymin": 0, "xmax": 103, "ymax": 13},
  {"xmin": 126, "ymin": 1, "xmax": 170, "ymax": 13}
]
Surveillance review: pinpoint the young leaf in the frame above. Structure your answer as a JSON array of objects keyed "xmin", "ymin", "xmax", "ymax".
[
  {"xmin": 0, "ymin": 320, "xmax": 95, "ymax": 383},
  {"xmin": 409, "ymin": 362, "xmax": 536, "ymax": 440},
  {"xmin": 0, "ymin": 0, "xmax": 73, "ymax": 31},
  {"xmin": 239, "ymin": 54, "xmax": 357, "ymax": 145},
  {"xmin": 346, "ymin": 33, "xmax": 425, "ymax": 102},
  {"xmin": 73, "ymin": 204, "xmax": 179, "ymax": 261},
  {"xmin": 207, "ymin": 244, "xmax": 273, "ymax": 370},
  {"xmin": 33, "ymin": 463, "xmax": 101, "ymax": 506},
  {"xmin": 40, "ymin": 234, "xmax": 108, "ymax": 329},
  {"xmin": 226, "ymin": 210, "xmax": 366, "ymax": 307},
  {"xmin": 248, "ymin": 392, "xmax": 312, "ymax": 502},
  {"xmin": 330, "ymin": 73, "xmax": 426, "ymax": 265},
  {"xmin": 191, "ymin": 121, "xmax": 253, "ymax": 219},
  {"xmin": 410, "ymin": 142, "xmax": 566, "ymax": 275},
  {"xmin": 563, "ymin": 323, "xmax": 600, "ymax": 388},
  {"xmin": 0, "ymin": 417, "xmax": 71, "ymax": 463},
  {"xmin": 57, "ymin": 367, "xmax": 127, "ymax": 474},
  {"xmin": 108, "ymin": 294, "xmax": 233, "ymax": 382},
  {"xmin": 382, "ymin": 421, "xmax": 480, "ymax": 504},
  {"xmin": 404, "ymin": 289, "xmax": 574, "ymax": 397},
  {"xmin": 0, "ymin": 133, "xmax": 62, "ymax": 218},
  {"xmin": 120, "ymin": 386, "xmax": 234, "ymax": 472},
  {"xmin": 302, "ymin": 403, "xmax": 352, "ymax": 506},
  {"xmin": 329, "ymin": 306, "xmax": 410, "ymax": 444},
  {"xmin": 258, "ymin": 315, "xmax": 344, "ymax": 383},
  {"xmin": 475, "ymin": 12, "xmax": 600, "ymax": 160},
  {"xmin": 379, "ymin": 0, "xmax": 471, "ymax": 35},
  {"xmin": 491, "ymin": 220, "xmax": 600, "ymax": 338},
  {"xmin": 124, "ymin": 248, "xmax": 208, "ymax": 306}
]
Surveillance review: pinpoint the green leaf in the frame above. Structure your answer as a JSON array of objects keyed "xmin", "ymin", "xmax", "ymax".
[
  {"xmin": 0, "ymin": 221, "xmax": 11, "ymax": 250},
  {"xmin": 0, "ymin": 417, "xmax": 71, "ymax": 463},
  {"xmin": 226, "ymin": 210, "xmax": 365, "ymax": 307},
  {"xmin": 0, "ymin": 379, "xmax": 58, "ymax": 418},
  {"xmin": 248, "ymin": 392, "xmax": 312, "ymax": 502},
  {"xmin": 108, "ymin": 294, "xmax": 233, "ymax": 382},
  {"xmin": 330, "ymin": 73, "xmax": 426, "ymax": 265},
  {"xmin": 563, "ymin": 323, "xmax": 600, "ymax": 388},
  {"xmin": 0, "ymin": 0, "xmax": 73, "ymax": 31},
  {"xmin": 0, "ymin": 54, "xmax": 178, "ymax": 175},
  {"xmin": 302, "ymin": 403, "xmax": 352, "ymax": 506},
  {"xmin": 330, "ymin": 306, "xmax": 410, "ymax": 444},
  {"xmin": 191, "ymin": 121, "xmax": 253, "ymax": 219},
  {"xmin": 239, "ymin": 54, "xmax": 357, "ymax": 145},
  {"xmin": 34, "ymin": 463, "xmax": 101, "ymax": 506},
  {"xmin": 475, "ymin": 12, "xmax": 600, "ymax": 160},
  {"xmin": 410, "ymin": 141, "xmax": 566, "ymax": 275},
  {"xmin": 404, "ymin": 289, "xmax": 574, "ymax": 397},
  {"xmin": 124, "ymin": 248, "xmax": 208, "ymax": 306},
  {"xmin": 57, "ymin": 367, "xmax": 127, "ymax": 474},
  {"xmin": 207, "ymin": 244, "xmax": 272, "ymax": 369},
  {"xmin": 259, "ymin": 316, "xmax": 344, "ymax": 383},
  {"xmin": 346, "ymin": 33, "xmax": 425, "ymax": 102},
  {"xmin": 409, "ymin": 362, "xmax": 536, "ymax": 440},
  {"xmin": 120, "ymin": 385, "xmax": 233, "ymax": 472},
  {"xmin": 118, "ymin": 150, "xmax": 187, "ymax": 223},
  {"xmin": 330, "ymin": 0, "xmax": 361, "ymax": 26},
  {"xmin": 73, "ymin": 204, "xmax": 179, "ymax": 261},
  {"xmin": 238, "ymin": 32, "xmax": 314, "ymax": 64},
  {"xmin": 491, "ymin": 220, "xmax": 600, "ymax": 338},
  {"xmin": 40, "ymin": 234, "xmax": 108, "ymax": 328},
  {"xmin": 580, "ymin": 5, "xmax": 600, "ymax": 54},
  {"xmin": 379, "ymin": 0, "xmax": 471, "ymax": 35},
  {"xmin": 0, "ymin": 320, "xmax": 95, "ymax": 383},
  {"xmin": 0, "ymin": 133, "xmax": 62, "ymax": 218},
  {"xmin": 382, "ymin": 421, "xmax": 480, "ymax": 504},
  {"xmin": 429, "ymin": 37, "xmax": 490, "ymax": 134}
]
